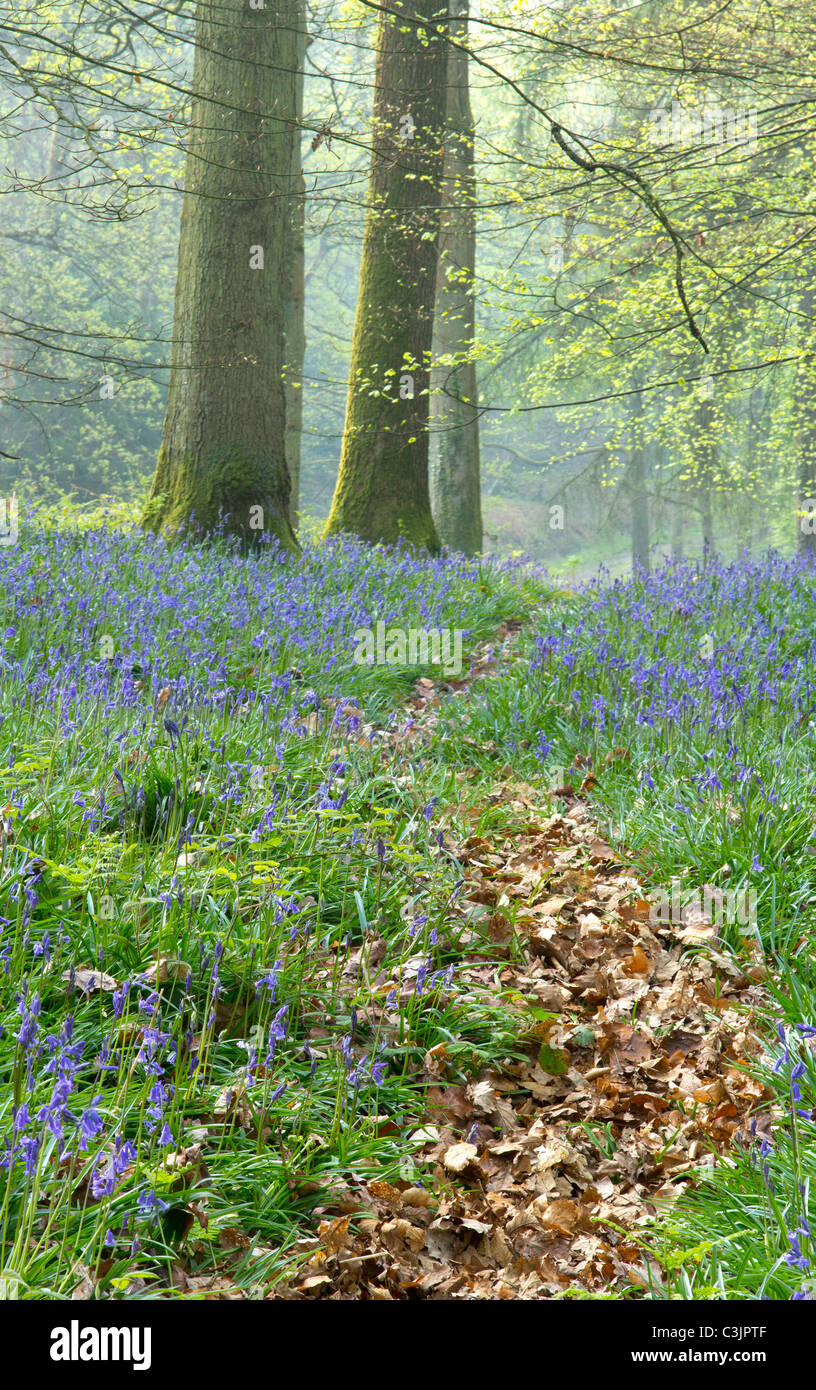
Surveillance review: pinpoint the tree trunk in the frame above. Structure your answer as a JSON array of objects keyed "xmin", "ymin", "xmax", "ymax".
[
  {"xmin": 670, "ymin": 495, "xmax": 684, "ymax": 558},
  {"xmin": 797, "ymin": 284, "xmax": 816, "ymax": 557},
  {"xmin": 699, "ymin": 488, "xmax": 714, "ymax": 552},
  {"xmin": 325, "ymin": 0, "xmax": 448, "ymax": 550},
  {"xmin": 629, "ymin": 385, "xmax": 649, "ymax": 571},
  {"xmin": 694, "ymin": 392, "xmax": 716, "ymax": 555},
  {"xmin": 284, "ymin": 7, "xmax": 308, "ymax": 528},
  {"xmin": 630, "ymin": 448, "xmax": 650, "ymax": 571},
  {"xmin": 429, "ymin": 0, "xmax": 482, "ymax": 555},
  {"xmin": 144, "ymin": 0, "xmax": 298, "ymax": 548}
]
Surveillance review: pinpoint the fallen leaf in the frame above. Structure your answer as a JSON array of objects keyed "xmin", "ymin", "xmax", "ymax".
[
  {"xmin": 442, "ymin": 1142, "xmax": 479, "ymax": 1175},
  {"xmin": 381, "ymin": 1219, "xmax": 426, "ymax": 1252},
  {"xmin": 538, "ymin": 1044, "xmax": 569, "ymax": 1075},
  {"xmin": 63, "ymin": 967, "xmax": 119, "ymax": 994}
]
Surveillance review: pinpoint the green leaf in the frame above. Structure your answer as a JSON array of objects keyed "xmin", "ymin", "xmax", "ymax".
[
  {"xmin": 538, "ymin": 1043, "xmax": 569, "ymax": 1075},
  {"xmin": 528, "ymin": 1005, "xmax": 559, "ymax": 1023}
]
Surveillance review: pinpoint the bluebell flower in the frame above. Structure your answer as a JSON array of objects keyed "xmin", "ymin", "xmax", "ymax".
[
  {"xmin": 78, "ymin": 1096, "xmax": 104, "ymax": 1151},
  {"xmin": 255, "ymin": 961, "xmax": 282, "ymax": 997},
  {"xmin": 785, "ymin": 1230, "xmax": 811, "ymax": 1271},
  {"xmin": 137, "ymin": 1188, "xmax": 170, "ymax": 1218}
]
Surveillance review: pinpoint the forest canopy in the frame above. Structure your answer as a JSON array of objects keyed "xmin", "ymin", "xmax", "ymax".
[{"xmin": 1, "ymin": 0, "xmax": 814, "ymax": 564}]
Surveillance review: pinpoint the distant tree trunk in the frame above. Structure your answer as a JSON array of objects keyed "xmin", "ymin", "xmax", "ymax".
[
  {"xmin": 325, "ymin": 0, "xmax": 448, "ymax": 550},
  {"xmin": 798, "ymin": 401, "xmax": 816, "ymax": 558},
  {"xmin": 740, "ymin": 395, "xmax": 758, "ymax": 553},
  {"xmin": 144, "ymin": 0, "xmax": 298, "ymax": 548},
  {"xmin": 46, "ymin": 118, "xmax": 70, "ymax": 185},
  {"xmin": 699, "ymin": 477, "xmax": 715, "ymax": 553},
  {"xmin": 429, "ymin": 0, "xmax": 482, "ymax": 555},
  {"xmin": 671, "ymin": 495, "xmax": 684, "ymax": 558},
  {"xmin": 797, "ymin": 284, "xmax": 816, "ymax": 558},
  {"xmin": 630, "ymin": 450, "xmax": 650, "ymax": 570},
  {"xmin": 284, "ymin": 8, "xmax": 308, "ymax": 528},
  {"xmin": 694, "ymin": 387, "xmax": 716, "ymax": 555},
  {"xmin": 629, "ymin": 385, "xmax": 649, "ymax": 571}
]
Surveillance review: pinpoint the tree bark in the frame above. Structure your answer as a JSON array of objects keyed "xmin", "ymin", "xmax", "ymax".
[
  {"xmin": 670, "ymin": 495, "xmax": 684, "ymax": 558},
  {"xmin": 699, "ymin": 477, "xmax": 715, "ymax": 553},
  {"xmin": 629, "ymin": 384, "xmax": 649, "ymax": 571},
  {"xmin": 144, "ymin": 0, "xmax": 298, "ymax": 548},
  {"xmin": 429, "ymin": 0, "xmax": 482, "ymax": 555},
  {"xmin": 284, "ymin": 7, "xmax": 308, "ymax": 528},
  {"xmin": 325, "ymin": 0, "xmax": 448, "ymax": 550},
  {"xmin": 694, "ymin": 392, "xmax": 716, "ymax": 555},
  {"xmin": 797, "ymin": 283, "xmax": 816, "ymax": 557}
]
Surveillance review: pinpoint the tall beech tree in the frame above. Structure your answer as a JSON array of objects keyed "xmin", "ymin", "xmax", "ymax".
[
  {"xmin": 284, "ymin": 12, "xmax": 309, "ymax": 528},
  {"xmin": 429, "ymin": 0, "xmax": 482, "ymax": 555},
  {"xmin": 144, "ymin": 0, "xmax": 298, "ymax": 547},
  {"xmin": 325, "ymin": 0, "xmax": 449, "ymax": 550}
]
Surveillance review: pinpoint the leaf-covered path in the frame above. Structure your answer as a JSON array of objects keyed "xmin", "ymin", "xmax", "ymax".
[{"xmin": 276, "ymin": 637, "xmax": 770, "ymax": 1300}]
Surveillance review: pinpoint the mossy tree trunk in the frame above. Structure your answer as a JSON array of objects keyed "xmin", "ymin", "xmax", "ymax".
[
  {"xmin": 144, "ymin": 0, "xmax": 298, "ymax": 549},
  {"xmin": 284, "ymin": 7, "xmax": 309, "ymax": 528},
  {"xmin": 325, "ymin": 0, "xmax": 448, "ymax": 550},
  {"xmin": 429, "ymin": 0, "xmax": 482, "ymax": 555}
]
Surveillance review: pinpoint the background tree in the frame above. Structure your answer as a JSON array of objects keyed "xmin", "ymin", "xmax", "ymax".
[
  {"xmin": 4, "ymin": 0, "xmax": 816, "ymax": 571},
  {"xmin": 627, "ymin": 380, "xmax": 649, "ymax": 570},
  {"xmin": 429, "ymin": 0, "xmax": 482, "ymax": 554},
  {"xmin": 325, "ymin": 0, "xmax": 449, "ymax": 549},
  {"xmin": 796, "ymin": 278, "xmax": 816, "ymax": 557},
  {"xmin": 284, "ymin": 5, "xmax": 309, "ymax": 528},
  {"xmin": 143, "ymin": 0, "xmax": 299, "ymax": 547}
]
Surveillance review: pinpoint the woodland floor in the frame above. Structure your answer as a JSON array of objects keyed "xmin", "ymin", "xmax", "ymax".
[{"xmin": 266, "ymin": 629, "xmax": 771, "ymax": 1301}]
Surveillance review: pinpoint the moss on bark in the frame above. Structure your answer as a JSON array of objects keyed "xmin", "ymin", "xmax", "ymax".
[{"xmin": 325, "ymin": 0, "xmax": 449, "ymax": 552}]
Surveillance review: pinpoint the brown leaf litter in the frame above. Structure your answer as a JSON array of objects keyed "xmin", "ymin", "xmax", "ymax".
[{"xmin": 271, "ymin": 641, "xmax": 771, "ymax": 1301}]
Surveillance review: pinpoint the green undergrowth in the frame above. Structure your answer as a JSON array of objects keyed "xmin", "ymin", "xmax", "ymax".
[{"xmin": 0, "ymin": 524, "xmax": 551, "ymax": 1298}]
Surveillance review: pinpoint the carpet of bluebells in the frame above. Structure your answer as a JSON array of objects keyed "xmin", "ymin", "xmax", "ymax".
[
  {"xmin": 0, "ymin": 523, "xmax": 541, "ymax": 1298},
  {"xmin": 5, "ymin": 526, "xmax": 816, "ymax": 1301},
  {"xmin": 434, "ymin": 551, "xmax": 816, "ymax": 1298}
]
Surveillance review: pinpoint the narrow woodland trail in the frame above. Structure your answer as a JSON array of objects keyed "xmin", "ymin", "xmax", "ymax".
[{"xmin": 278, "ymin": 626, "xmax": 771, "ymax": 1301}]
